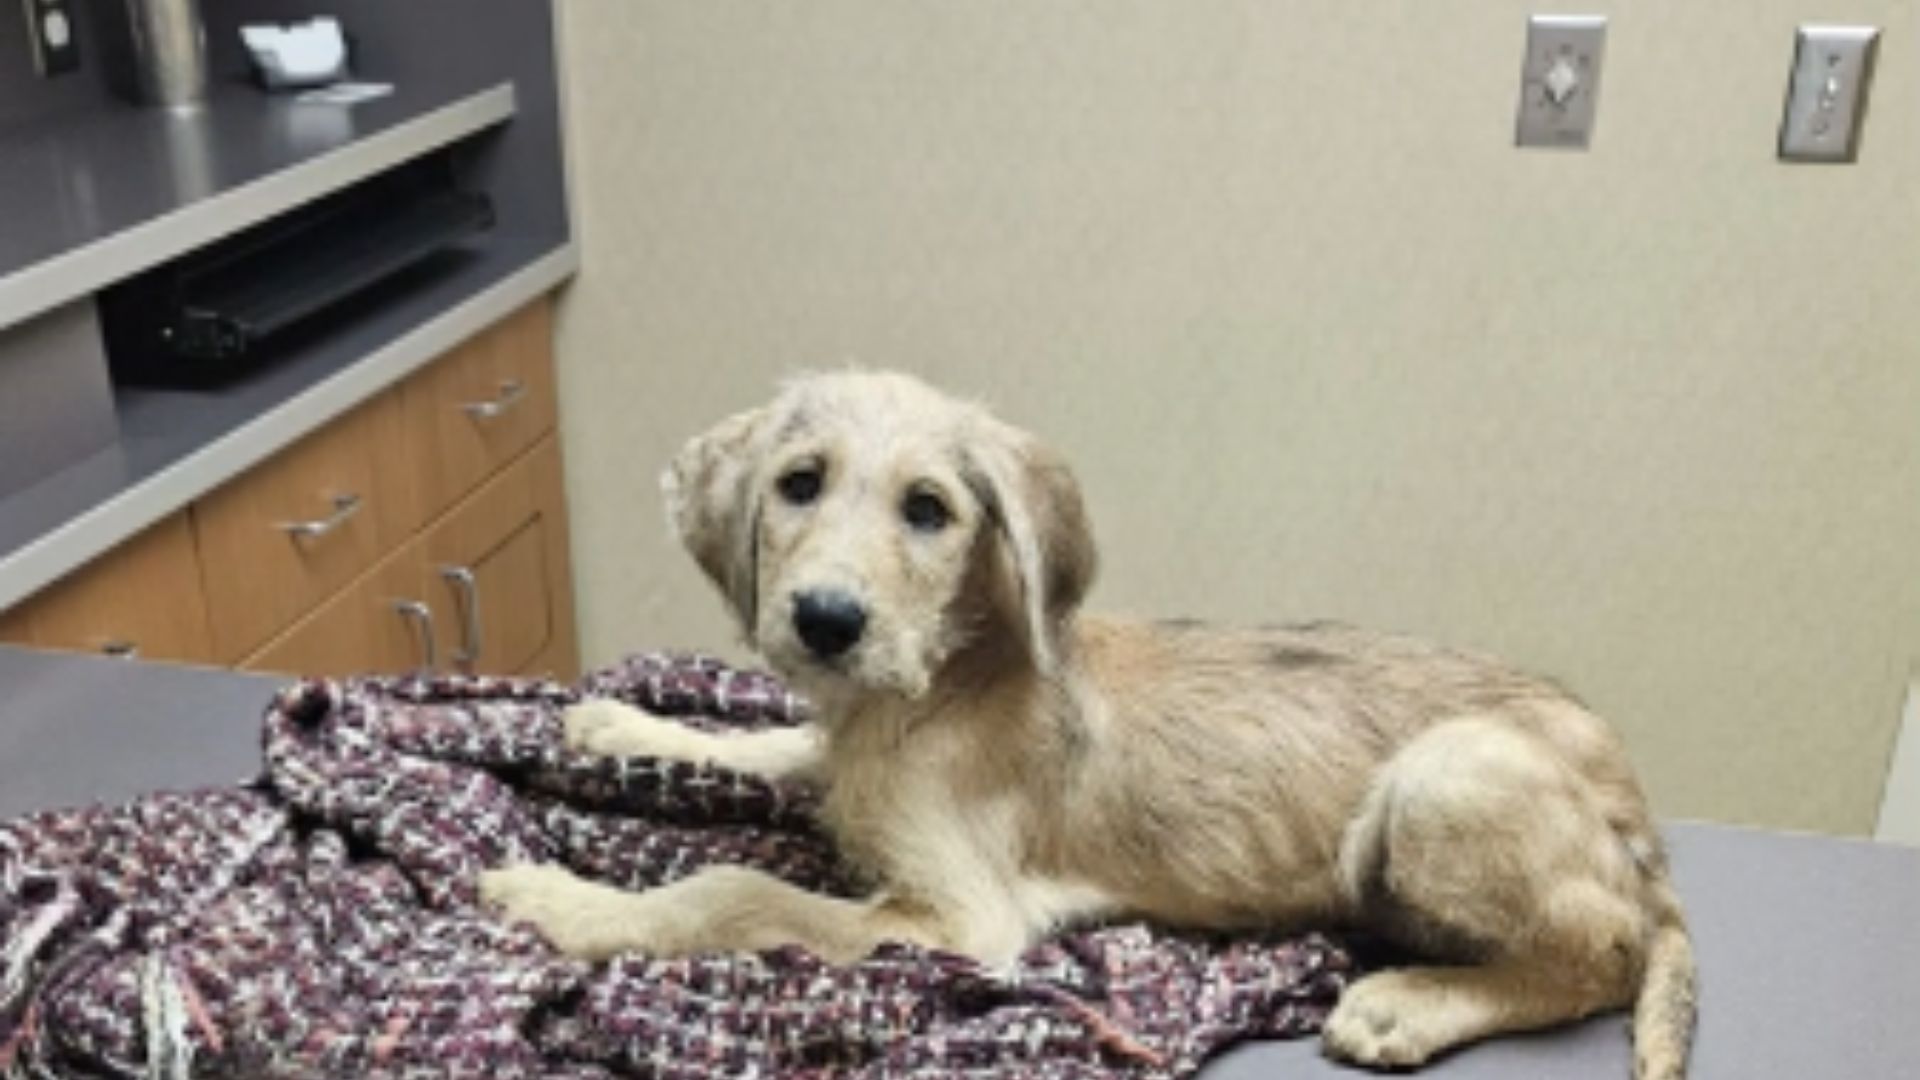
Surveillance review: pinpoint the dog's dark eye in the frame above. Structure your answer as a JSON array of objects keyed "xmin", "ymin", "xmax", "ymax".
[
  {"xmin": 902, "ymin": 490, "xmax": 952, "ymax": 532},
  {"xmin": 777, "ymin": 466, "xmax": 823, "ymax": 506}
]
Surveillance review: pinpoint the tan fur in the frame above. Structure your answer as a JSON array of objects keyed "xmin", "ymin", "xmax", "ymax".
[{"xmin": 480, "ymin": 371, "xmax": 1696, "ymax": 1078}]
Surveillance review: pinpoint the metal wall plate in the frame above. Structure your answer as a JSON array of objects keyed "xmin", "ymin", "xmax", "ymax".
[
  {"xmin": 1779, "ymin": 25, "xmax": 1879, "ymax": 163},
  {"xmin": 20, "ymin": 0, "xmax": 81, "ymax": 77},
  {"xmin": 1516, "ymin": 15, "xmax": 1607, "ymax": 149}
]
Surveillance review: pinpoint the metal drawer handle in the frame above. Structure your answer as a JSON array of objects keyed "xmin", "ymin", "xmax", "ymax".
[
  {"xmin": 439, "ymin": 564, "xmax": 482, "ymax": 671},
  {"xmin": 391, "ymin": 600, "xmax": 437, "ymax": 672},
  {"xmin": 99, "ymin": 640, "xmax": 140, "ymax": 660},
  {"xmin": 277, "ymin": 493, "xmax": 362, "ymax": 541},
  {"xmin": 461, "ymin": 379, "xmax": 527, "ymax": 421}
]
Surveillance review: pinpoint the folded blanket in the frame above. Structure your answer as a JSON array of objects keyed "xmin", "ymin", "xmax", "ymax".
[{"xmin": 0, "ymin": 654, "xmax": 1353, "ymax": 1078}]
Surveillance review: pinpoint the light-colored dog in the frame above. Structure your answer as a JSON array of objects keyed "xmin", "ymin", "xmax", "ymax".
[{"xmin": 481, "ymin": 371, "xmax": 1695, "ymax": 1078}]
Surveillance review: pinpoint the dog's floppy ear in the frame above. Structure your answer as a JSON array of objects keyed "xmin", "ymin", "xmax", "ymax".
[
  {"xmin": 661, "ymin": 404, "xmax": 774, "ymax": 636},
  {"xmin": 963, "ymin": 418, "xmax": 1098, "ymax": 677}
]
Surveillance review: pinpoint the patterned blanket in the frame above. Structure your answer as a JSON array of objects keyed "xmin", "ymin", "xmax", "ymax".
[{"xmin": 0, "ymin": 654, "xmax": 1353, "ymax": 1078}]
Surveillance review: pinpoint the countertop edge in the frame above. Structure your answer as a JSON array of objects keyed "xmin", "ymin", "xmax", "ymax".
[{"xmin": 0, "ymin": 240, "xmax": 577, "ymax": 611}]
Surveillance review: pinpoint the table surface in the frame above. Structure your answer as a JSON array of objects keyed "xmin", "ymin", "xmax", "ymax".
[{"xmin": 2, "ymin": 645, "xmax": 1916, "ymax": 1078}]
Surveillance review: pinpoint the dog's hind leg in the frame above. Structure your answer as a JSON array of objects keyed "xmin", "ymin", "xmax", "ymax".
[{"xmin": 1325, "ymin": 716, "xmax": 1648, "ymax": 1070}]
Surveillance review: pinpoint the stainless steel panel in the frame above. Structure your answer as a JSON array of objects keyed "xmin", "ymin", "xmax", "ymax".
[
  {"xmin": 1515, "ymin": 15, "xmax": 1607, "ymax": 150},
  {"xmin": 0, "ymin": 300, "xmax": 117, "ymax": 501},
  {"xmin": 1778, "ymin": 25, "xmax": 1879, "ymax": 164}
]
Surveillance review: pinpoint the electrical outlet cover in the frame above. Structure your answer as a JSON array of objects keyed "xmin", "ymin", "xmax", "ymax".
[
  {"xmin": 1516, "ymin": 15, "xmax": 1607, "ymax": 149},
  {"xmin": 1779, "ymin": 25, "xmax": 1879, "ymax": 163},
  {"xmin": 20, "ymin": 0, "xmax": 80, "ymax": 77}
]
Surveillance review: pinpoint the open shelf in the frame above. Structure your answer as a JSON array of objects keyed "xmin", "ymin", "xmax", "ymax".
[{"xmin": 0, "ymin": 80, "xmax": 516, "ymax": 332}]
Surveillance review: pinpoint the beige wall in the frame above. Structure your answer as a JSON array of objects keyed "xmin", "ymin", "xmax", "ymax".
[{"xmin": 552, "ymin": 1, "xmax": 1920, "ymax": 835}]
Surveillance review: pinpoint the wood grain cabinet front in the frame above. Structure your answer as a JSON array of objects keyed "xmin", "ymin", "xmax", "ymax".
[
  {"xmin": 402, "ymin": 299, "xmax": 557, "ymax": 527},
  {"xmin": 520, "ymin": 437, "xmax": 580, "ymax": 680},
  {"xmin": 245, "ymin": 436, "xmax": 579, "ymax": 681},
  {"xmin": 0, "ymin": 297, "xmax": 577, "ymax": 683},
  {"xmin": 241, "ymin": 540, "xmax": 438, "ymax": 678},
  {"xmin": 421, "ymin": 434, "xmax": 577, "ymax": 679},
  {"xmin": 192, "ymin": 392, "xmax": 412, "ymax": 662},
  {"xmin": 8, "ymin": 513, "xmax": 215, "ymax": 664}
]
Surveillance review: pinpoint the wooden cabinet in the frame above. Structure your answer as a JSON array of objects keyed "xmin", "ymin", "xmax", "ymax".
[
  {"xmin": 420, "ymin": 434, "xmax": 576, "ymax": 677},
  {"xmin": 8, "ymin": 514, "xmax": 215, "ymax": 664},
  {"xmin": 245, "ymin": 434, "xmax": 578, "ymax": 680},
  {"xmin": 193, "ymin": 393, "xmax": 412, "ymax": 662},
  {"xmin": 402, "ymin": 300, "xmax": 557, "ymax": 525},
  {"xmin": 521, "ymin": 438, "xmax": 580, "ymax": 680},
  {"xmin": 0, "ymin": 296, "xmax": 578, "ymax": 683},
  {"xmin": 242, "ymin": 540, "xmax": 435, "ymax": 677}
]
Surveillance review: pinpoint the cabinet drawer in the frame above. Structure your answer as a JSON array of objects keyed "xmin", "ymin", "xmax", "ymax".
[
  {"xmin": 242, "ymin": 541, "xmax": 436, "ymax": 678},
  {"xmin": 421, "ymin": 438, "xmax": 567, "ymax": 677},
  {"xmin": 403, "ymin": 298, "xmax": 557, "ymax": 524},
  {"xmin": 245, "ymin": 436, "xmax": 579, "ymax": 682},
  {"xmin": 15, "ymin": 513, "xmax": 214, "ymax": 664},
  {"xmin": 194, "ymin": 393, "xmax": 411, "ymax": 662},
  {"xmin": 433, "ymin": 516, "xmax": 550, "ymax": 675},
  {"xmin": 523, "ymin": 437, "xmax": 579, "ymax": 680}
]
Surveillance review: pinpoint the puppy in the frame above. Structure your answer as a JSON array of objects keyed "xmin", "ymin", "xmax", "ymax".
[{"xmin": 482, "ymin": 371, "xmax": 1695, "ymax": 1078}]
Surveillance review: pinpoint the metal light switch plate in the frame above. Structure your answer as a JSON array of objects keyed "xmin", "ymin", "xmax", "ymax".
[
  {"xmin": 1516, "ymin": 15, "xmax": 1607, "ymax": 149},
  {"xmin": 1779, "ymin": 25, "xmax": 1879, "ymax": 163},
  {"xmin": 20, "ymin": 0, "xmax": 80, "ymax": 77}
]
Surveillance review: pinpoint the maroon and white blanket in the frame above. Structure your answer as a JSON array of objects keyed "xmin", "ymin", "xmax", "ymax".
[{"xmin": 0, "ymin": 654, "xmax": 1353, "ymax": 1077}]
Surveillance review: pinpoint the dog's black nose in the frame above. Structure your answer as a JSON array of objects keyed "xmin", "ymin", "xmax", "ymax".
[{"xmin": 793, "ymin": 590, "xmax": 867, "ymax": 660}]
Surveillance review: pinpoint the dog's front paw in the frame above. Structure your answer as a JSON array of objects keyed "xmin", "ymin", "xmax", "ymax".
[
  {"xmin": 479, "ymin": 862, "xmax": 641, "ymax": 961},
  {"xmin": 562, "ymin": 698, "xmax": 707, "ymax": 761},
  {"xmin": 1321, "ymin": 972, "xmax": 1453, "ymax": 1070}
]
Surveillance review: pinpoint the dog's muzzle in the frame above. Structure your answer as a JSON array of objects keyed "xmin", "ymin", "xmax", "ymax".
[{"xmin": 792, "ymin": 590, "xmax": 868, "ymax": 661}]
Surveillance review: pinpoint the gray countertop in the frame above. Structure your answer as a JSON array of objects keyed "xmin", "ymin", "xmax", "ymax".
[
  {"xmin": 0, "ymin": 79, "xmax": 514, "ymax": 331},
  {"xmin": 0, "ymin": 646, "xmax": 278, "ymax": 818},
  {"xmin": 1, "ymin": 644, "xmax": 1915, "ymax": 1077}
]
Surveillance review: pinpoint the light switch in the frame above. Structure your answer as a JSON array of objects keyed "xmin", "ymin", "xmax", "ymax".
[
  {"xmin": 1516, "ymin": 15, "xmax": 1607, "ymax": 149},
  {"xmin": 1779, "ymin": 25, "xmax": 1879, "ymax": 163}
]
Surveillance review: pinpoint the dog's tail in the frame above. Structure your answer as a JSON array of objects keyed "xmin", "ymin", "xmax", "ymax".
[{"xmin": 1631, "ymin": 875, "xmax": 1697, "ymax": 1080}]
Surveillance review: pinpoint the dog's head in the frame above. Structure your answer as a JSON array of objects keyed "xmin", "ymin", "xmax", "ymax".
[{"xmin": 663, "ymin": 371, "xmax": 1096, "ymax": 705}]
